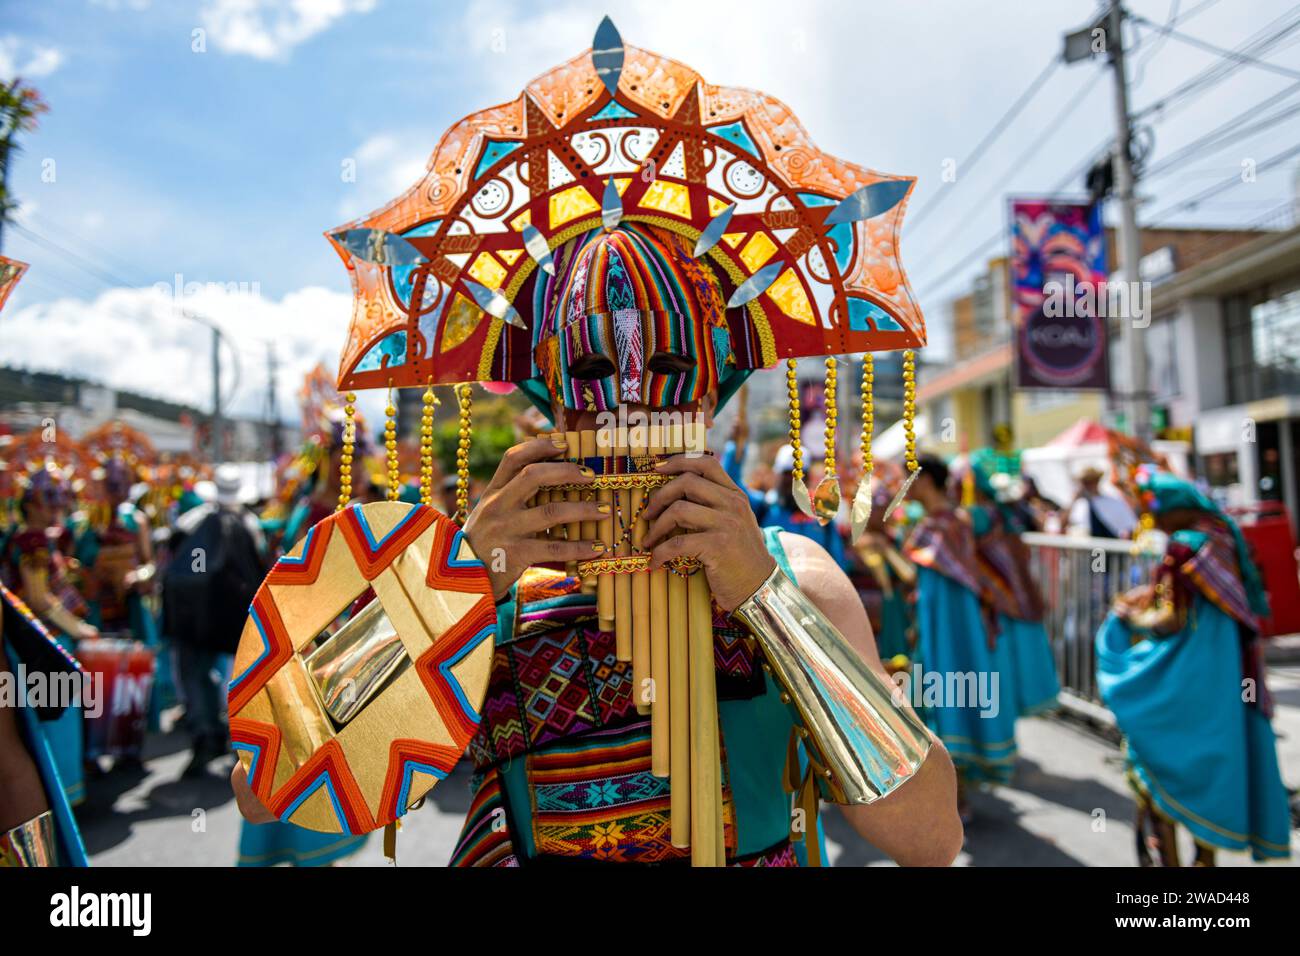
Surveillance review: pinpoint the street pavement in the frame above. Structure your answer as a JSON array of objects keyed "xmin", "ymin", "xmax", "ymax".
[{"xmin": 80, "ymin": 665, "xmax": 1300, "ymax": 868}]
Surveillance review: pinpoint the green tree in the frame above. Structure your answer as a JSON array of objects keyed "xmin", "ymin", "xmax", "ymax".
[{"xmin": 0, "ymin": 78, "xmax": 49, "ymax": 250}]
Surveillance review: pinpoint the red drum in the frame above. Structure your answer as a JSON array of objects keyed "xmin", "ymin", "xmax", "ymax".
[{"xmin": 77, "ymin": 636, "xmax": 156, "ymax": 759}]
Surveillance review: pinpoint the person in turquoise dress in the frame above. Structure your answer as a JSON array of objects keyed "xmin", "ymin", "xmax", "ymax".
[
  {"xmin": 1, "ymin": 467, "xmax": 95, "ymax": 811},
  {"xmin": 74, "ymin": 458, "xmax": 176, "ymax": 744},
  {"xmin": 1, "ymin": 580, "xmax": 90, "ymax": 866},
  {"xmin": 904, "ymin": 455, "xmax": 1018, "ymax": 821},
  {"xmin": 236, "ymin": 414, "xmax": 370, "ymax": 867},
  {"xmin": 964, "ymin": 450, "xmax": 1059, "ymax": 718},
  {"xmin": 1096, "ymin": 467, "xmax": 1291, "ymax": 865},
  {"xmin": 849, "ymin": 480, "xmax": 915, "ymax": 664}
]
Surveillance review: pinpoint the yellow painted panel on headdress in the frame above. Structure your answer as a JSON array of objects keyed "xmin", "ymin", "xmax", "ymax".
[
  {"xmin": 442, "ymin": 293, "xmax": 485, "ymax": 352},
  {"xmin": 510, "ymin": 209, "xmax": 532, "ymax": 231},
  {"xmin": 721, "ymin": 232, "xmax": 744, "ymax": 249},
  {"xmin": 708, "ymin": 195, "xmax": 730, "ymax": 217},
  {"xmin": 468, "ymin": 251, "xmax": 507, "ymax": 290},
  {"xmin": 549, "ymin": 185, "xmax": 601, "ymax": 228},
  {"xmin": 638, "ymin": 179, "xmax": 691, "ymax": 219},
  {"xmin": 740, "ymin": 232, "xmax": 778, "ymax": 273},
  {"xmin": 498, "ymin": 249, "xmax": 522, "ymax": 266},
  {"xmin": 766, "ymin": 268, "xmax": 815, "ymax": 325}
]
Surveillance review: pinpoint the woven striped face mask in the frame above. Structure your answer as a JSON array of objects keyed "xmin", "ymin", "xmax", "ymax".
[{"xmin": 533, "ymin": 223, "xmax": 732, "ymax": 413}]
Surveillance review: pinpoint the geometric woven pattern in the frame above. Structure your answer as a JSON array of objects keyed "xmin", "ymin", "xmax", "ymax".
[{"xmin": 228, "ymin": 502, "xmax": 495, "ymax": 834}]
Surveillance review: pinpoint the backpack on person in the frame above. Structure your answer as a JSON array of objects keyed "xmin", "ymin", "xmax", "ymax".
[{"xmin": 162, "ymin": 506, "xmax": 266, "ymax": 654}]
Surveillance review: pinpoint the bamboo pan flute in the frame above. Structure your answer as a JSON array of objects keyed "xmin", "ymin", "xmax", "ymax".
[{"xmin": 531, "ymin": 421, "xmax": 724, "ymax": 866}]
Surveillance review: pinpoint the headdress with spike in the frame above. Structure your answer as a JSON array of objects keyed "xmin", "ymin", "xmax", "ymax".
[
  {"xmin": 327, "ymin": 18, "xmax": 925, "ymax": 528},
  {"xmin": 0, "ymin": 255, "xmax": 28, "ymax": 314}
]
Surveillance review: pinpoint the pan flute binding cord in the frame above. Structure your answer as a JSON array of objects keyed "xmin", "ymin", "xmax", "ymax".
[{"xmin": 537, "ymin": 421, "xmax": 723, "ymax": 864}]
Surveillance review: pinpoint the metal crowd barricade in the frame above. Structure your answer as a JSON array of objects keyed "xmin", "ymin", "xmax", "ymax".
[{"xmin": 1021, "ymin": 531, "xmax": 1161, "ymax": 710}]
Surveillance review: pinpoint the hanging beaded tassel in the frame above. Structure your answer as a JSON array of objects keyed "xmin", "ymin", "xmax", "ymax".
[
  {"xmin": 810, "ymin": 356, "xmax": 841, "ymax": 526},
  {"xmin": 454, "ymin": 383, "xmax": 473, "ymax": 523},
  {"xmin": 384, "ymin": 386, "xmax": 401, "ymax": 501},
  {"xmin": 787, "ymin": 358, "xmax": 814, "ymax": 518},
  {"xmin": 883, "ymin": 350, "xmax": 920, "ymax": 520},
  {"xmin": 419, "ymin": 381, "xmax": 437, "ymax": 507},
  {"xmin": 850, "ymin": 354, "xmax": 875, "ymax": 542},
  {"xmin": 336, "ymin": 392, "xmax": 357, "ymax": 512}
]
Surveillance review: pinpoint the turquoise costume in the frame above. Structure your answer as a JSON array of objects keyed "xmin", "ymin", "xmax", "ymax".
[
  {"xmin": 2, "ymin": 526, "xmax": 86, "ymax": 806},
  {"xmin": 235, "ymin": 507, "xmax": 368, "ymax": 867},
  {"xmin": 1096, "ymin": 471, "xmax": 1291, "ymax": 861},
  {"xmin": 966, "ymin": 453, "xmax": 1059, "ymax": 717},
  {"xmin": 905, "ymin": 509, "xmax": 1018, "ymax": 785},
  {"xmin": 449, "ymin": 527, "xmax": 826, "ymax": 866},
  {"xmin": 2, "ymin": 583, "xmax": 89, "ymax": 866}
]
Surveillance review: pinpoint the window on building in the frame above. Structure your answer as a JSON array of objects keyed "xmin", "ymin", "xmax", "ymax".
[
  {"xmin": 1146, "ymin": 313, "xmax": 1180, "ymax": 401},
  {"xmin": 1226, "ymin": 284, "xmax": 1300, "ymax": 404}
]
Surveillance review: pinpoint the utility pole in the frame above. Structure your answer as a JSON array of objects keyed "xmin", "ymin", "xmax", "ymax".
[
  {"xmin": 1065, "ymin": 1, "xmax": 1150, "ymax": 442},
  {"xmin": 211, "ymin": 325, "xmax": 223, "ymax": 463},
  {"xmin": 1106, "ymin": 0, "xmax": 1151, "ymax": 443},
  {"xmin": 266, "ymin": 341, "xmax": 281, "ymax": 460}
]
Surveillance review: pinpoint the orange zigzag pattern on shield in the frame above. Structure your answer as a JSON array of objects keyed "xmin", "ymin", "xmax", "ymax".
[{"xmin": 327, "ymin": 42, "xmax": 924, "ymax": 389}]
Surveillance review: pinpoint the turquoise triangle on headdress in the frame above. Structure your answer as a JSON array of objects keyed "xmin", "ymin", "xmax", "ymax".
[
  {"xmin": 474, "ymin": 140, "xmax": 523, "ymax": 179},
  {"xmin": 707, "ymin": 121, "xmax": 759, "ymax": 158},
  {"xmin": 590, "ymin": 100, "xmax": 639, "ymax": 122},
  {"xmin": 847, "ymin": 296, "xmax": 902, "ymax": 332}
]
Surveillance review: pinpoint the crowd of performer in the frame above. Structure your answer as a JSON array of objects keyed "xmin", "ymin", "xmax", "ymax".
[{"xmin": 0, "ymin": 393, "xmax": 1292, "ymax": 867}]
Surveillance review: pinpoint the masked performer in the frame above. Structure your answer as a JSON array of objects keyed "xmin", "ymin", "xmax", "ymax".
[
  {"xmin": 1097, "ymin": 469, "xmax": 1290, "ymax": 865},
  {"xmin": 230, "ymin": 22, "xmax": 961, "ymax": 867},
  {"xmin": 904, "ymin": 455, "xmax": 1017, "ymax": 820},
  {"xmin": 850, "ymin": 480, "xmax": 915, "ymax": 663},
  {"xmin": 2, "ymin": 464, "xmax": 97, "ymax": 813},
  {"xmin": 965, "ymin": 451, "xmax": 1058, "ymax": 718}
]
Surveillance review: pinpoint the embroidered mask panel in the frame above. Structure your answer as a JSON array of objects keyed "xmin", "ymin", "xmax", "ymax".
[{"xmin": 533, "ymin": 224, "xmax": 732, "ymax": 412}]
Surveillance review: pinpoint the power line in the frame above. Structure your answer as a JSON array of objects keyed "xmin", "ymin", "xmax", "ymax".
[
  {"xmin": 1146, "ymin": 141, "xmax": 1300, "ymax": 220},
  {"xmin": 904, "ymin": 55, "xmax": 1062, "ymax": 234},
  {"xmin": 1142, "ymin": 83, "xmax": 1300, "ymax": 180},
  {"xmin": 1130, "ymin": 9, "xmax": 1300, "ymax": 80},
  {"xmin": 1133, "ymin": 6, "xmax": 1300, "ymax": 119},
  {"xmin": 911, "ymin": 7, "xmax": 1300, "ymax": 302}
]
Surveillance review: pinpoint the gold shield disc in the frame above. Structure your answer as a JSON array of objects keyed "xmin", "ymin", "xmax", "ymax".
[{"xmin": 228, "ymin": 502, "xmax": 495, "ymax": 834}]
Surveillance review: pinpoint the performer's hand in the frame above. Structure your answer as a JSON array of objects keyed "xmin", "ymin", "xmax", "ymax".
[
  {"xmin": 230, "ymin": 763, "xmax": 277, "ymax": 824},
  {"xmin": 461, "ymin": 435, "xmax": 605, "ymax": 601},
  {"xmin": 641, "ymin": 453, "xmax": 776, "ymax": 613}
]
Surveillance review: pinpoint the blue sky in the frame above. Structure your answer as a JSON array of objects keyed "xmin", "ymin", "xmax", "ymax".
[{"xmin": 2, "ymin": 0, "xmax": 1298, "ymax": 418}]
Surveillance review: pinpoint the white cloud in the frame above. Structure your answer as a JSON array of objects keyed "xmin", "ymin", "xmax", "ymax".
[
  {"xmin": 0, "ymin": 283, "xmax": 355, "ymax": 423},
  {"xmin": 199, "ymin": 0, "xmax": 378, "ymax": 62},
  {"xmin": 0, "ymin": 35, "xmax": 65, "ymax": 80},
  {"xmin": 336, "ymin": 132, "xmax": 429, "ymax": 221}
]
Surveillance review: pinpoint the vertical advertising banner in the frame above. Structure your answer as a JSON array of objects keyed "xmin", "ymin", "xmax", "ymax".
[{"xmin": 1009, "ymin": 199, "xmax": 1110, "ymax": 390}]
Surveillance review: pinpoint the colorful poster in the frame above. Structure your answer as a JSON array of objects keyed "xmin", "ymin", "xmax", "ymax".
[{"xmin": 1008, "ymin": 199, "xmax": 1109, "ymax": 390}]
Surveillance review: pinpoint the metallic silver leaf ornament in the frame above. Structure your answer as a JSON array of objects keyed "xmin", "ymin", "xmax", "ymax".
[
  {"xmin": 823, "ymin": 180, "xmax": 912, "ymax": 226},
  {"xmin": 601, "ymin": 177, "xmax": 623, "ymax": 232},
  {"xmin": 726, "ymin": 261, "xmax": 783, "ymax": 308},
  {"xmin": 792, "ymin": 473, "xmax": 815, "ymax": 519},
  {"xmin": 463, "ymin": 278, "xmax": 526, "ymax": 330},
  {"xmin": 591, "ymin": 17, "xmax": 624, "ymax": 96},
  {"xmin": 332, "ymin": 229, "xmax": 427, "ymax": 268},
  {"xmin": 849, "ymin": 478, "xmax": 873, "ymax": 543},
  {"xmin": 692, "ymin": 203, "xmax": 735, "ymax": 259},
  {"xmin": 521, "ymin": 224, "xmax": 555, "ymax": 275}
]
